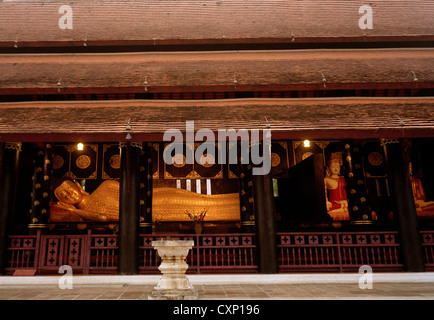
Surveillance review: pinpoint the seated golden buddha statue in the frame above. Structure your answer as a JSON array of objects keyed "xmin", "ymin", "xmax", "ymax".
[
  {"xmin": 324, "ymin": 152, "xmax": 349, "ymax": 221},
  {"xmin": 51, "ymin": 179, "xmax": 240, "ymax": 222},
  {"xmin": 410, "ymin": 163, "xmax": 434, "ymax": 218}
]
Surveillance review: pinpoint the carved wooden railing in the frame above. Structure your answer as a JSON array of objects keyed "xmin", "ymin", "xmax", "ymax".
[
  {"xmin": 85, "ymin": 234, "xmax": 119, "ymax": 274},
  {"xmin": 277, "ymin": 231, "xmax": 403, "ymax": 272},
  {"xmin": 421, "ymin": 231, "xmax": 434, "ymax": 271},
  {"xmin": 6, "ymin": 233, "xmax": 40, "ymax": 273},
  {"xmin": 7, "ymin": 230, "xmax": 434, "ymax": 274},
  {"xmin": 6, "ymin": 231, "xmax": 257, "ymax": 274},
  {"xmin": 139, "ymin": 233, "xmax": 258, "ymax": 274}
]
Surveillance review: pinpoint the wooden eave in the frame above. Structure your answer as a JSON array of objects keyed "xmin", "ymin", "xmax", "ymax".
[
  {"xmin": 0, "ymin": 0, "xmax": 433, "ymax": 49},
  {"xmin": 0, "ymin": 97, "xmax": 433, "ymax": 142},
  {"xmin": 0, "ymin": 49, "xmax": 432, "ymax": 95}
]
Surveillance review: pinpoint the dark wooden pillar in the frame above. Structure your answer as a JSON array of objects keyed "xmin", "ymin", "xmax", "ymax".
[
  {"xmin": 343, "ymin": 141, "xmax": 372, "ymax": 224},
  {"xmin": 119, "ymin": 142, "xmax": 141, "ymax": 274},
  {"xmin": 382, "ymin": 139, "xmax": 425, "ymax": 272},
  {"xmin": 139, "ymin": 142, "xmax": 153, "ymax": 234},
  {"xmin": 28, "ymin": 143, "xmax": 53, "ymax": 234},
  {"xmin": 253, "ymin": 170, "xmax": 278, "ymax": 274},
  {"xmin": 0, "ymin": 142, "xmax": 21, "ymax": 274},
  {"xmin": 238, "ymin": 140, "xmax": 256, "ymax": 232},
  {"xmin": 239, "ymin": 163, "xmax": 255, "ymax": 232}
]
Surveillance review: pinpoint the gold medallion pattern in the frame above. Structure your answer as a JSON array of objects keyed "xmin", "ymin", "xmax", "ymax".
[
  {"xmin": 271, "ymin": 152, "xmax": 281, "ymax": 167},
  {"xmin": 199, "ymin": 154, "xmax": 215, "ymax": 167},
  {"xmin": 76, "ymin": 155, "xmax": 91, "ymax": 169},
  {"xmin": 109, "ymin": 154, "xmax": 121, "ymax": 169},
  {"xmin": 53, "ymin": 155, "xmax": 64, "ymax": 170},
  {"xmin": 368, "ymin": 152, "xmax": 383, "ymax": 166},
  {"xmin": 172, "ymin": 154, "xmax": 186, "ymax": 168}
]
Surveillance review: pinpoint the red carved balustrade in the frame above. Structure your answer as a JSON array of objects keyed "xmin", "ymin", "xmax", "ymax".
[
  {"xmin": 277, "ymin": 231, "xmax": 403, "ymax": 272},
  {"xmin": 421, "ymin": 231, "xmax": 434, "ymax": 270},
  {"xmin": 6, "ymin": 230, "xmax": 434, "ymax": 274},
  {"xmin": 139, "ymin": 233, "xmax": 257, "ymax": 274}
]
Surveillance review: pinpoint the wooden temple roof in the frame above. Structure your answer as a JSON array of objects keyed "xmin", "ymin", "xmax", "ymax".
[
  {"xmin": 0, "ymin": 49, "xmax": 432, "ymax": 95},
  {"xmin": 0, "ymin": 0, "xmax": 432, "ymax": 48},
  {"xmin": 0, "ymin": 97, "xmax": 433, "ymax": 142},
  {"xmin": 0, "ymin": 2, "xmax": 432, "ymax": 143}
]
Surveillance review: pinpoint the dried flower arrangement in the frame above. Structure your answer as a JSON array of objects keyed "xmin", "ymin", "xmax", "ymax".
[{"xmin": 184, "ymin": 208, "xmax": 208, "ymax": 222}]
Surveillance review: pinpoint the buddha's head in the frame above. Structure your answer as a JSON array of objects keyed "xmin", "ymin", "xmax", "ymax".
[
  {"xmin": 328, "ymin": 161, "xmax": 341, "ymax": 175},
  {"xmin": 54, "ymin": 180, "xmax": 84, "ymax": 205},
  {"xmin": 327, "ymin": 152, "xmax": 343, "ymax": 176}
]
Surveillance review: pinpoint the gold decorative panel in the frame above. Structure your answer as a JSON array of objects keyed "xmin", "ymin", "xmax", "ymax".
[
  {"xmin": 102, "ymin": 144, "xmax": 120, "ymax": 179},
  {"xmin": 228, "ymin": 141, "xmax": 290, "ymax": 178},
  {"xmin": 293, "ymin": 140, "xmax": 329, "ymax": 165},
  {"xmin": 53, "ymin": 144, "xmax": 98, "ymax": 180},
  {"xmin": 164, "ymin": 143, "xmax": 194, "ymax": 179},
  {"xmin": 194, "ymin": 143, "xmax": 223, "ymax": 179},
  {"xmin": 362, "ymin": 141, "xmax": 387, "ymax": 178},
  {"xmin": 163, "ymin": 143, "xmax": 223, "ymax": 179},
  {"xmin": 152, "ymin": 143, "xmax": 159, "ymax": 179},
  {"xmin": 270, "ymin": 141, "xmax": 289, "ymax": 176}
]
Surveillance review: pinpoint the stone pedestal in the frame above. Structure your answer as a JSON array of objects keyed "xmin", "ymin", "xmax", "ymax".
[{"xmin": 148, "ymin": 240, "xmax": 198, "ymax": 300}]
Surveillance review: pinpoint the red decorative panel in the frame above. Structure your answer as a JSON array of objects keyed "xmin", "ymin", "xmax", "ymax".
[
  {"xmin": 422, "ymin": 232, "xmax": 433, "ymax": 244},
  {"xmin": 40, "ymin": 236, "xmax": 64, "ymax": 269},
  {"xmin": 64, "ymin": 236, "xmax": 87, "ymax": 268},
  {"xmin": 356, "ymin": 235, "xmax": 367, "ymax": 244},
  {"xmin": 202, "ymin": 236, "xmax": 214, "ymax": 246},
  {"xmin": 308, "ymin": 235, "xmax": 319, "ymax": 245},
  {"xmin": 10, "ymin": 238, "xmax": 22, "ymax": 248},
  {"xmin": 228, "ymin": 236, "xmax": 239, "ymax": 246},
  {"xmin": 142, "ymin": 236, "xmax": 153, "ymax": 247},
  {"xmin": 370, "ymin": 234, "xmax": 381, "ymax": 244},
  {"xmin": 87, "ymin": 235, "xmax": 118, "ymax": 273},
  {"xmin": 6, "ymin": 233, "xmax": 40, "ymax": 273},
  {"xmin": 421, "ymin": 231, "xmax": 434, "ymax": 270},
  {"xmin": 341, "ymin": 234, "xmax": 353, "ymax": 244},
  {"xmin": 384, "ymin": 234, "xmax": 396, "ymax": 244},
  {"xmin": 294, "ymin": 235, "xmax": 305, "ymax": 245},
  {"xmin": 37, "ymin": 235, "xmax": 88, "ymax": 273},
  {"xmin": 322, "ymin": 235, "xmax": 334, "ymax": 244},
  {"xmin": 280, "ymin": 235, "xmax": 290, "ymax": 245},
  {"xmin": 242, "ymin": 236, "xmax": 253, "ymax": 246}
]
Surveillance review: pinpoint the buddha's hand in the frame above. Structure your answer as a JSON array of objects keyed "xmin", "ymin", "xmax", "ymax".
[{"xmin": 339, "ymin": 200, "xmax": 348, "ymax": 210}]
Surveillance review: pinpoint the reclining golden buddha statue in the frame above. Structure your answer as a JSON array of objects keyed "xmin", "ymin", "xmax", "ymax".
[{"xmin": 51, "ymin": 179, "xmax": 240, "ymax": 222}]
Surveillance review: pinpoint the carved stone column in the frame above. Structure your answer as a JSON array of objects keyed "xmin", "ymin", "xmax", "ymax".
[
  {"xmin": 0, "ymin": 142, "xmax": 21, "ymax": 274},
  {"xmin": 382, "ymin": 138, "xmax": 425, "ymax": 272},
  {"xmin": 28, "ymin": 143, "xmax": 53, "ymax": 234},
  {"xmin": 119, "ymin": 142, "xmax": 141, "ymax": 274}
]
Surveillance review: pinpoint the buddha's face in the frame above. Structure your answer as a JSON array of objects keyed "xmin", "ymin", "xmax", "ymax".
[
  {"xmin": 55, "ymin": 181, "xmax": 83, "ymax": 205},
  {"xmin": 328, "ymin": 163, "xmax": 341, "ymax": 175}
]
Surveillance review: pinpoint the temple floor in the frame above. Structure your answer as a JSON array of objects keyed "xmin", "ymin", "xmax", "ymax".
[{"xmin": 1, "ymin": 273, "xmax": 434, "ymax": 300}]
